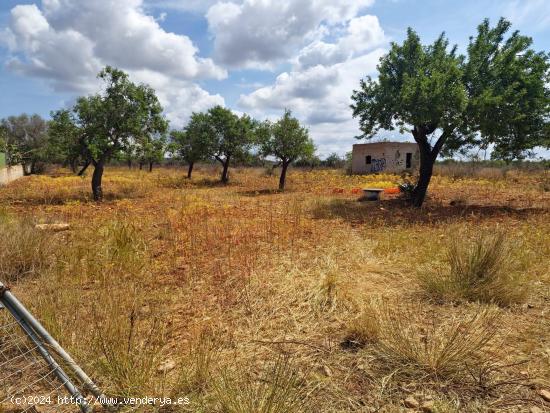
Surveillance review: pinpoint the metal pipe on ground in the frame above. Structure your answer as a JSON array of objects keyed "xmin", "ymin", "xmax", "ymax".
[{"xmin": 0, "ymin": 282, "xmax": 113, "ymax": 411}]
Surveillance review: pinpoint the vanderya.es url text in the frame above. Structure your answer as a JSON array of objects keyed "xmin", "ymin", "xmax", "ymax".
[{"xmin": 10, "ymin": 395, "xmax": 191, "ymax": 407}]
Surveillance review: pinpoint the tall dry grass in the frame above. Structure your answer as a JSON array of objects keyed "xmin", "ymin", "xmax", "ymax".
[
  {"xmin": 0, "ymin": 214, "xmax": 54, "ymax": 283},
  {"xmin": 418, "ymin": 232, "xmax": 529, "ymax": 306},
  {"xmin": 213, "ymin": 356, "xmax": 308, "ymax": 413},
  {"xmin": 346, "ymin": 299, "xmax": 503, "ymax": 380}
]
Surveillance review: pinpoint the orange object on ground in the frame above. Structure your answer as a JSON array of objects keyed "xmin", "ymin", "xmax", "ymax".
[
  {"xmin": 351, "ymin": 187, "xmax": 362, "ymax": 194},
  {"xmin": 332, "ymin": 188, "xmax": 345, "ymax": 194},
  {"xmin": 383, "ymin": 187, "xmax": 400, "ymax": 194}
]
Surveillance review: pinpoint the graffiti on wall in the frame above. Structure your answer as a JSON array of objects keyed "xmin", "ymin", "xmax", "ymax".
[{"xmin": 370, "ymin": 158, "xmax": 386, "ymax": 172}]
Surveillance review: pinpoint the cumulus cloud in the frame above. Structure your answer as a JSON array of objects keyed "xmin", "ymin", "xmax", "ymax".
[
  {"xmin": 239, "ymin": 46, "xmax": 386, "ymax": 156},
  {"xmin": 5, "ymin": 4, "xmax": 102, "ymax": 92},
  {"xmin": 206, "ymin": 0, "xmax": 374, "ymax": 69},
  {"xmin": 295, "ymin": 15, "xmax": 385, "ymax": 69},
  {"xmin": 144, "ymin": 0, "xmax": 219, "ymax": 13},
  {"xmin": 130, "ymin": 70, "xmax": 225, "ymax": 127},
  {"xmin": 205, "ymin": 0, "xmax": 387, "ymax": 155},
  {"xmin": 2, "ymin": 0, "xmax": 226, "ymax": 125},
  {"xmin": 240, "ymin": 49, "xmax": 383, "ymax": 118}
]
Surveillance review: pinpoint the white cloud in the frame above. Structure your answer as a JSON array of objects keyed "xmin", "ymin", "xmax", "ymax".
[
  {"xmin": 236, "ymin": 10, "xmax": 388, "ymax": 155},
  {"xmin": 295, "ymin": 14, "xmax": 385, "ymax": 69},
  {"xmin": 206, "ymin": 0, "xmax": 374, "ymax": 69},
  {"xmin": 144, "ymin": 0, "xmax": 219, "ymax": 13},
  {"xmin": 129, "ymin": 70, "xmax": 225, "ymax": 127},
  {"xmin": 6, "ymin": 4, "xmax": 103, "ymax": 92},
  {"xmin": 2, "ymin": 0, "xmax": 226, "ymax": 125},
  {"xmin": 239, "ymin": 48, "xmax": 386, "ymax": 155}
]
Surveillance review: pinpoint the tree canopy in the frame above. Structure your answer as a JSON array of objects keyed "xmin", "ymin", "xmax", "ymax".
[
  {"xmin": 1, "ymin": 114, "xmax": 49, "ymax": 173},
  {"xmin": 352, "ymin": 18, "xmax": 550, "ymax": 207}
]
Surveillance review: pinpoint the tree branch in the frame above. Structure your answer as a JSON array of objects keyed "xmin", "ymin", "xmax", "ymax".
[{"xmin": 431, "ymin": 127, "xmax": 453, "ymax": 160}]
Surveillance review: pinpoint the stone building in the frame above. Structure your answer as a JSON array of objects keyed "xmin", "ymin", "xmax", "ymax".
[{"xmin": 351, "ymin": 142, "xmax": 419, "ymax": 174}]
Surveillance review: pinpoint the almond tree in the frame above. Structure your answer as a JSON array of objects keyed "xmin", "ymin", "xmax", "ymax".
[
  {"xmin": 259, "ymin": 110, "xmax": 315, "ymax": 190},
  {"xmin": 352, "ymin": 19, "xmax": 550, "ymax": 207},
  {"xmin": 1, "ymin": 114, "xmax": 48, "ymax": 174},
  {"xmin": 207, "ymin": 106, "xmax": 256, "ymax": 183},
  {"xmin": 51, "ymin": 67, "xmax": 168, "ymax": 200},
  {"xmin": 170, "ymin": 112, "xmax": 214, "ymax": 179}
]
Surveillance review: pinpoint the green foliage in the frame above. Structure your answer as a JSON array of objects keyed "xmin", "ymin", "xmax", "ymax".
[
  {"xmin": 259, "ymin": 110, "xmax": 314, "ymax": 165},
  {"xmin": 170, "ymin": 112, "xmax": 215, "ymax": 165},
  {"xmin": 74, "ymin": 66, "xmax": 168, "ymax": 163},
  {"xmin": 209, "ymin": 106, "xmax": 256, "ymax": 162},
  {"xmin": 136, "ymin": 134, "xmax": 167, "ymax": 169},
  {"xmin": 464, "ymin": 19, "xmax": 550, "ymax": 161},
  {"xmin": 48, "ymin": 109, "xmax": 90, "ymax": 171},
  {"xmin": 321, "ymin": 153, "xmax": 344, "ymax": 168},
  {"xmin": 259, "ymin": 109, "xmax": 314, "ymax": 189},
  {"xmin": 352, "ymin": 29, "xmax": 466, "ymax": 139},
  {"xmin": 51, "ymin": 66, "xmax": 168, "ymax": 199},
  {"xmin": 206, "ymin": 105, "xmax": 257, "ymax": 182}
]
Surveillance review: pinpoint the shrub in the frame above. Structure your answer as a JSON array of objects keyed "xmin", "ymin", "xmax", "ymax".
[
  {"xmin": 398, "ymin": 181, "xmax": 415, "ymax": 199},
  {"xmin": 419, "ymin": 232, "xmax": 529, "ymax": 306},
  {"xmin": 346, "ymin": 299, "xmax": 502, "ymax": 380}
]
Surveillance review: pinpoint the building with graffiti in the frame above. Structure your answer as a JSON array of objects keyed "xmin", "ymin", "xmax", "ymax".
[{"xmin": 351, "ymin": 142, "xmax": 419, "ymax": 174}]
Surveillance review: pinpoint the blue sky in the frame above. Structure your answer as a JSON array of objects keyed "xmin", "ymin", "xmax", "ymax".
[{"xmin": 1, "ymin": 0, "xmax": 549, "ymax": 156}]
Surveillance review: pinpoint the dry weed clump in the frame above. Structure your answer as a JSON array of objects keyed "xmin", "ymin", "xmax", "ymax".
[
  {"xmin": 419, "ymin": 232, "xmax": 529, "ymax": 306},
  {"xmin": 212, "ymin": 356, "xmax": 309, "ymax": 413},
  {"xmin": 173, "ymin": 327, "xmax": 218, "ymax": 397},
  {"xmin": 342, "ymin": 299, "xmax": 537, "ymax": 410},
  {"xmin": 0, "ymin": 215, "xmax": 54, "ymax": 283},
  {"xmin": 90, "ymin": 286, "xmax": 169, "ymax": 396},
  {"xmin": 346, "ymin": 299, "xmax": 503, "ymax": 381}
]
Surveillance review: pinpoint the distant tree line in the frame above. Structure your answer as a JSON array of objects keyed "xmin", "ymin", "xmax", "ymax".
[{"xmin": 0, "ymin": 67, "xmax": 317, "ymax": 199}]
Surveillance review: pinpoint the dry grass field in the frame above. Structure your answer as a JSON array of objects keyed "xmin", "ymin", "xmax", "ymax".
[{"xmin": 1, "ymin": 165, "xmax": 549, "ymax": 412}]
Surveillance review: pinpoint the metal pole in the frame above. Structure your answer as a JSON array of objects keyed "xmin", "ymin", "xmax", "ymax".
[
  {"xmin": 0, "ymin": 283, "xmax": 111, "ymax": 408},
  {"xmin": 1, "ymin": 297, "xmax": 92, "ymax": 413}
]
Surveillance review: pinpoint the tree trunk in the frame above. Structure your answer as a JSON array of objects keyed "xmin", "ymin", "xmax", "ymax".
[
  {"xmin": 149, "ymin": 162, "xmax": 153, "ymax": 172},
  {"xmin": 77, "ymin": 159, "xmax": 91, "ymax": 176},
  {"xmin": 187, "ymin": 162, "xmax": 194, "ymax": 179},
  {"xmin": 30, "ymin": 160, "xmax": 37, "ymax": 175},
  {"xmin": 70, "ymin": 159, "xmax": 78, "ymax": 174},
  {"xmin": 91, "ymin": 159, "xmax": 105, "ymax": 202},
  {"xmin": 127, "ymin": 159, "xmax": 132, "ymax": 169},
  {"xmin": 221, "ymin": 158, "xmax": 230, "ymax": 183},
  {"xmin": 139, "ymin": 163, "xmax": 143, "ymax": 170},
  {"xmin": 410, "ymin": 125, "xmax": 448, "ymax": 208},
  {"xmin": 279, "ymin": 161, "xmax": 289, "ymax": 190},
  {"xmin": 411, "ymin": 147, "xmax": 434, "ymax": 207}
]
